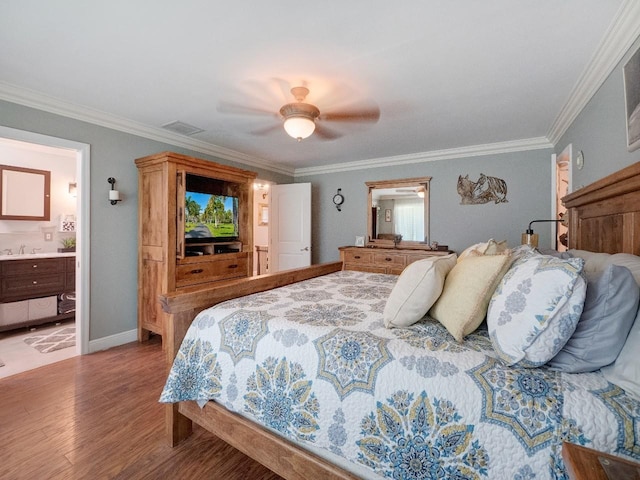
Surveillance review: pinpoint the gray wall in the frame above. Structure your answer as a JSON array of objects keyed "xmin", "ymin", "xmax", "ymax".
[
  {"xmin": 0, "ymin": 100, "xmax": 292, "ymax": 341},
  {"xmin": 556, "ymin": 36, "xmax": 640, "ymax": 186},
  {"xmin": 297, "ymin": 148, "xmax": 554, "ymax": 264}
]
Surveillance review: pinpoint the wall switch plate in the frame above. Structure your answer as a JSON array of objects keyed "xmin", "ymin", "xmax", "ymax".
[{"xmin": 44, "ymin": 232, "xmax": 53, "ymax": 241}]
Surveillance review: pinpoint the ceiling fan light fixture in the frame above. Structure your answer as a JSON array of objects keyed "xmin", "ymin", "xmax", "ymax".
[
  {"xmin": 280, "ymin": 97, "xmax": 320, "ymax": 141},
  {"xmin": 283, "ymin": 116, "xmax": 316, "ymax": 141}
]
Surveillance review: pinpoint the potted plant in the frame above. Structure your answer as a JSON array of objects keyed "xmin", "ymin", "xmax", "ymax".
[{"xmin": 58, "ymin": 237, "xmax": 76, "ymax": 253}]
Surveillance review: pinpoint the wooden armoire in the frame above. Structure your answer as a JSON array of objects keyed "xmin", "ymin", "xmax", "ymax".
[{"xmin": 135, "ymin": 151, "xmax": 256, "ymax": 341}]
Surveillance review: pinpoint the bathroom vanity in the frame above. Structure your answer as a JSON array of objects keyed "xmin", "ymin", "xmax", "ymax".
[{"xmin": 0, "ymin": 253, "xmax": 75, "ymax": 331}]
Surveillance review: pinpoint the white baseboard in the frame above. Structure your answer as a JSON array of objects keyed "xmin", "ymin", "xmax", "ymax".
[{"xmin": 88, "ymin": 328, "xmax": 137, "ymax": 353}]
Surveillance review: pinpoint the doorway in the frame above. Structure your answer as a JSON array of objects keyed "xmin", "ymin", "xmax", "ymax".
[
  {"xmin": 253, "ymin": 181, "xmax": 271, "ymax": 275},
  {"xmin": 0, "ymin": 126, "xmax": 89, "ymax": 377},
  {"xmin": 252, "ymin": 181, "xmax": 312, "ymax": 274},
  {"xmin": 553, "ymin": 145, "xmax": 572, "ymax": 251}
]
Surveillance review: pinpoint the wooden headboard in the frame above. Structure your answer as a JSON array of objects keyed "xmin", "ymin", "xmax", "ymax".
[{"xmin": 563, "ymin": 161, "xmax": 640, "ymax": 255}]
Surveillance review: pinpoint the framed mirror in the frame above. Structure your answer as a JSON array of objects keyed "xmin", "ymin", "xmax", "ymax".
[
  {"xmin": 0, "ymin": 164, "xmax": 51, "ymax": 221},
  {"xmin": 366, "ymin": 176, "xmax": 431, "ymax": 249}
]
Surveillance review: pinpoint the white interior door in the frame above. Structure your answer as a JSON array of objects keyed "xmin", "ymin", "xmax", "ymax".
[{"xmin": 269, "ymin": 183, "xmax": 311, "ymax": 272}]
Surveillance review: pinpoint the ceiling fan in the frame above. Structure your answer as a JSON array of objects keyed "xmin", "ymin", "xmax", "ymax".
[{"xmin": 218, "ymin": 85, "xmax": 380, "ymax": 141}]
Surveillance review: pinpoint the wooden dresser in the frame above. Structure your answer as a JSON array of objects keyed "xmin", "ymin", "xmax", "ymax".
[{"xmin": 339, "ymin": 246, "xmax": 451, "ymax": 274}]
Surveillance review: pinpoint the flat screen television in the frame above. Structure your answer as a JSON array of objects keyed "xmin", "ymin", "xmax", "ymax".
[{"xmin": 184, "ymin": 191, "xmax": 239, "ymax": 243}]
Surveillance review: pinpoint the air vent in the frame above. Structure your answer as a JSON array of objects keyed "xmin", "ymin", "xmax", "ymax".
[{"xmin": 161, "ymin": 121, "xmax": 204, "ymax": 136}]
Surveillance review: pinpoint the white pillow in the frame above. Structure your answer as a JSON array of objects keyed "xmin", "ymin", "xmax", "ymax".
[
  {"xmin": 429, "ymin": 253, "xmax": 513, "ymax": 341},
  {"xmin": 570, "ymin": 249, "xmax": 640, "ymax": 286},
  {"xmin": 383, "ymin": 254, "xmax": 457, "ymax": 328},
  {"xmin": 457, "ymin": 238, "xmax": 508, "ymax": 263},
  {"xmin": 488, "ymin": 253, "xmax": 586, "ymax": 367}
]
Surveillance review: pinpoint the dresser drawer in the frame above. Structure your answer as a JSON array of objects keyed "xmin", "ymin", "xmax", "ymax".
[
  {"xmin": 340, "ymin": 246, "xmax": 450, "ymax": 275},
  {"xmin": 343, "ymin": 263, "xmax": 387, "ymax": 274},
  {"xmin": 1, "ymin": 273, "xmax": 66, "ymax": 301},
  {"xmin": 342, "ymin": 249, "xmax": 375, "ymax": 264},
  {"xmin": 2, "ymin": 258, "xmax": 65, "ymax": 276},
  {"xmin": 373, "ymin": 252, "xmax": 406, "ymax": 267},
  {"xmin": 176, "ymin": 257, "xmax": 248, "ymax": 288}
]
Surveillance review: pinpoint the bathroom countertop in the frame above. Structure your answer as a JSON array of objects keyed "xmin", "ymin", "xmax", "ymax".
[{"xmin": 0, "ymin": 252, "xmax": 76, "ymax": 261}]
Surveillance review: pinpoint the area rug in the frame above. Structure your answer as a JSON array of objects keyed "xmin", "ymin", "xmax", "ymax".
[{"xmin": 24, "ymin": 326, "xmax": 75, "ymax": 353}]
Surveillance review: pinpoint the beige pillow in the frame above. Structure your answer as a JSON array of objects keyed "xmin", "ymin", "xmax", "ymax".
[
  {"xmin": 430, "ymin": 253, "xmax": 512, "ymax": 342},
  {"xmin": 383, "ymin": 254, "xmax": 457, "ymax": 328}
]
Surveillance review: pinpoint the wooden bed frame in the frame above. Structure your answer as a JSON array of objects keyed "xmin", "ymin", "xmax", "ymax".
[{"xmin": 159, "ymin": 161, "xmax": 640, "ymax": 480}]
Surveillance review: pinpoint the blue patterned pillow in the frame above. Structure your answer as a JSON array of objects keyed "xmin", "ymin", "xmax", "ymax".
[{"xmin": 487, "ymin": 253, "xmax": 586, "ymax": 367}]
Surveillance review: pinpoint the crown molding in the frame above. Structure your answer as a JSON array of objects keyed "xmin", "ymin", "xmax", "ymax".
[
  {"xmin": 547, "ymin": 0, "xmax": 640, "ymax": 145},
  {"xmin": 0, "ymin": 81, "xmax": 295, "ymax": 177},
  {"xmin": 293, "ymin": 137, "xmax": 552, "ymax": 177}
]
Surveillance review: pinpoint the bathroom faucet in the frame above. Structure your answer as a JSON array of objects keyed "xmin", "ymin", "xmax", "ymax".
[
  {"xmin": 3, "ymin": 248, "xmax": 12, "ymax": 255},
  {"xmin": 30, "ymin": 248, "xmax": 42, "ymax": 254},
  {"xmin": 18, "ymin": 244, "xmax": 26, "ymax": 254}
]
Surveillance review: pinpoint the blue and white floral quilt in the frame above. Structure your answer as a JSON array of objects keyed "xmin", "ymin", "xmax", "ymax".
[{"xmin": 160, "ymin": 270, "xmax": 640, "ymax": 480}]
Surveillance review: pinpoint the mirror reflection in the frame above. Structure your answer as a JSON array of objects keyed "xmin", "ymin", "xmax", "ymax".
[
  {"xmin": 366, "ymin": 177, "xmax": 431, "ymax": 249},
  {"xmin": 0, "ymin": 164, "xmax": 51, "ymax": 221}
]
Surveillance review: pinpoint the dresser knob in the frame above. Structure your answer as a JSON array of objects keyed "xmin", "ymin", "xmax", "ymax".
[
  {"xmin": 385, "ymin": 257, "xmax": 392, "ymax": 261},
  {"xmin": 32, "ymin": 264, "xmax": 38, "ymax": 268},
  {"xmin": 32, "ymin": 280, "xmax": 38, "ymax": 284},
  {"xmin": 228, "ymin": 264, "xmax": 238, "ymax": 269},
  {"xmin": 354, "ymin": 255, "xmax": 361, "ymax": 259},
  {"xmin": 190, "ymin": 269, "xmax": 204, "ymax": 274}
]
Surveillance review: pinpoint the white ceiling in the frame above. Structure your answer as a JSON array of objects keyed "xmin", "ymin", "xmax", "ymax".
[{"xmin": 1, "ymin": 1, "xmax": 638, "ymax": 175}]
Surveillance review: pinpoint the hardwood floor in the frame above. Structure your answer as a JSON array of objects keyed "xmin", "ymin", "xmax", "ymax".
[{"xmin": 0, "ymin": 337, "xmax": 283, "ymax": 480}]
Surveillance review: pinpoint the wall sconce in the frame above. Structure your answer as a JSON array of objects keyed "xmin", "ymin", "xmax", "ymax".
[
  {"xmin": 522, "ymin": 219, "xmax": 566, "ymax": 248},
  {"xmin": 68, "ymin": 182, "xmax": 77, "ymax": 197},
  {"xmin": 107, "ymin": 177, "xmax": 122, "ymax": 205}
]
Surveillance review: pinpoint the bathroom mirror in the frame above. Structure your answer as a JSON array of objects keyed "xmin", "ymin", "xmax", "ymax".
[
  {"xmin": 0, "ymin": 164, "xmax": 51, "ymax": 220},
  {"xmin": 366, "ymin": 176, "xmax": 431, "ymax": 249}
]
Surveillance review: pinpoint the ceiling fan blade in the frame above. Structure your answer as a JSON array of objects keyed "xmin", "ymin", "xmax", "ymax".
[
  {"xmin": 241, "ymin": 79, "xmax": 285, "ymax": 106},
  {"xmin": 320, "ymin": 105, "xmax": 380, "ymax": 123},
  {"xmin": 270, "ymin": 77, "xmax": 293, "ymax": 102},
  {"xmin": 314, "ymin": 123, "xmax": 342, "ymax": 140},
  {"xmin": 314, "ymin": 83, "xmax": 355, "ymax": 108},
  {"xmin": 250, "ymin": 123, "xmax": 282, "ymax": 136},
  {"xmin": 217, "ymin": 101, "xmax": 278, "ymax": 117}
]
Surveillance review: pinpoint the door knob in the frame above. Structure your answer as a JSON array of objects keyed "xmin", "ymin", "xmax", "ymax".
[{"xmin": 300, "ymin": 246, "xmax": 310, "ymax": 251}]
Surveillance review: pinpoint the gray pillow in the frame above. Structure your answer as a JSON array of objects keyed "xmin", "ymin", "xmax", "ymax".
[{"xmin": 547, "ymin": 264, "xmax": 640, "ymax": 373}]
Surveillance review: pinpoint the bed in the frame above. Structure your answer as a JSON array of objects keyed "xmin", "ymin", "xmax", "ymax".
[{"xmin": 159, "ymin": 161, "xmax": 640, "ymax": 479}]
